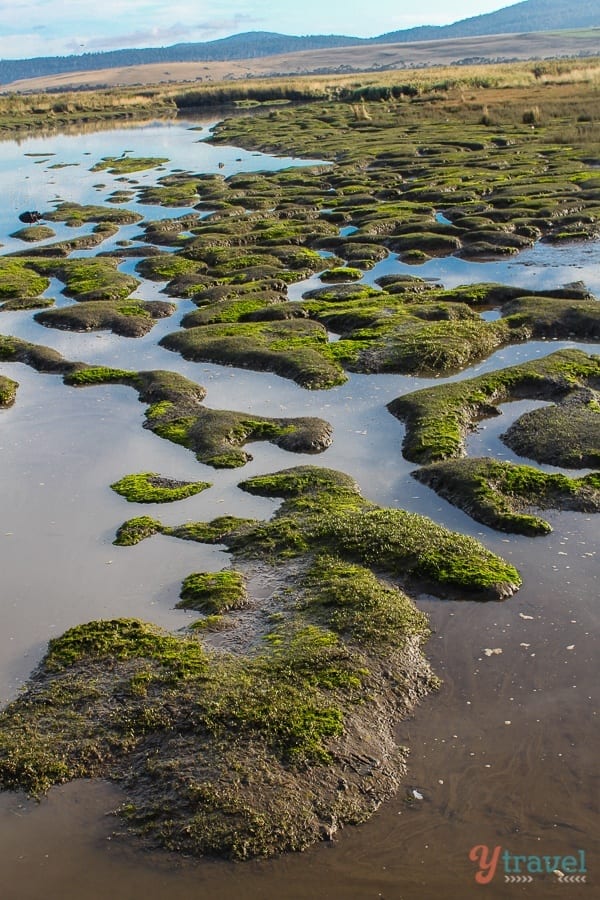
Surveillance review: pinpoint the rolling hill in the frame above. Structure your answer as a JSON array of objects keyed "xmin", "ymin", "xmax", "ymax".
[{"xmin": 1, "ymin": 0, "xmax": 599, "ymax": 87}]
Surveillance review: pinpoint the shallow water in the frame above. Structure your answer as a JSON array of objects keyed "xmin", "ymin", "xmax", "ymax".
[{"xmin": 0, "ymin": 119, "xmax": 598, "ymax": 899}]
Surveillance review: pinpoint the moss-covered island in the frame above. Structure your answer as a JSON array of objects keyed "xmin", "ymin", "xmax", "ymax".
[
  {"xmin": 0, "ymin": 466, "xmax": 521, "ymax": 858},
  {"xmin": 414, "ymin": 458, "xmax": 600, "ymax": 535},
  {"xmin": 111, "ymin": 472, "xmax": 211, "ymax": 503},
  {"xmin": 90, "ymin": 155, "xmax": 169, "ymax": 175},
  {"xmin": 66, "ymin": 365, "xmax": 333, "ymax": 467},
  {"xmin": 35, "ymin": 299, "xmax": 176, "ymax": 337},
  {"xmin": 501, "ymin": 388, "xmax": 600, "ymax": 468},
  {"xmin": 386, "ymin": 350, "xmax": 600, "ymax": 531},
  {"xmin": 388, "ymin": 349, "xmax": 600, "ymax": 464},
  {"xmin": 0, "ymin": 374, "xmax": 18, "ymax": 406}
]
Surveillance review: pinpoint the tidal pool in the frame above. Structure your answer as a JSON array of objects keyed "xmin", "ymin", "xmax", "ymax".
[{"xmin": 0, "ymin": 118, "xmax": 598, "ymax": 899}]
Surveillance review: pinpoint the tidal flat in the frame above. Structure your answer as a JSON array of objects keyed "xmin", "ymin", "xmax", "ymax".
[{"xmin": 0, "ymin": 70, "xmax": 599, "ymax": 897}]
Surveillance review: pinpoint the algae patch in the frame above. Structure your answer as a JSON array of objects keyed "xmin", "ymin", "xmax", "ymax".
[{"xmin": 111, "ymin": 472, "xmax": 211, "ymax": 504}]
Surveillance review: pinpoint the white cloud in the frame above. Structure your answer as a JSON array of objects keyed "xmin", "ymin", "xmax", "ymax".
[{"xmin": 0, "ymin": 1, "xmax": 259, "ymax": 58}]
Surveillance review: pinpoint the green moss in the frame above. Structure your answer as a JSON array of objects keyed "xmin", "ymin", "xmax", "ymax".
[
  {"xmin": 44, "ymin": 202, "xmax": 142, "ymax": 227},
  {"xmin": 114, "ymin": 516, "xmax": 162, "ymax": 546},
  {"xmin": 234, "ymin": 466, "xmax": 520, "ymax": 598},
  {"xmin": 0, "ymin": 258, "xmax": 49, "ymax": 301},
  {"xmin": 302, "ymin": 555, "xmax": 429, "ymax": 646},
  {"xmin": 319, "ymin": 267, "xmax": 364, "ymax": 282},
  {"xmin": 35, "ymin": 300, "xmax": 174, "ymax": 337},
  {"xmin": 90, "ymin": 155, "xmax": 169, "ymax": 174},
  {"xmin": 414, "ymin": 458, "xmax": 600, "ymax": 535},
  {"xmin": 135, "ymin": 255, "xmax": 204, "ymax": 282},
  {"xmin": 167, "ymin": 516, "xmax": 257, "ymax": 544},
  {"xmin": 137, "ymin": 179, "xmax": 201, "ymax": 207},
  {"xmin": 0, "ymin": 375, "xmax": 18, "ymax": 406},
  {"xmin": 65, "ymin": 366, "xmax": 137, "ymax": 385},
  {"xmin": 151, "ymin": 416, "xmax": 196, "ymax": 449},
  {"xmin": 313, "ymin": 506, "xmax": 519, "ymax": 595},
  {"xmin": 111, "ymin": 472, "xmax": 211, "ymax": 504},
  {"xmin": 145, "ymin": 399, "xmax": 174, "ymax": 420},
  {"xmin": 44, "ymin": 618, "xmax": 207, "ymax": 676},
  {"xmin": 32, "ymin": 257, "xmax": 139, "ymax": 302},
  {"xmin": 388, "ymin": 232, "xmax": 462, "ymax": 254},
  {"xmin": 181, "ymin": 290, "xmax": 286, "ymax": 327},
  {"xmin": 10, "ymin": 224, "xmax": 56, "ymax": 242},
  {"xmin": 501, "ymin": 394, "xmax": 600, "ymax": 468},
  {"xmin": 160, "ymin": 320, "xmax": 346, "ymax": 390},
  {"xmin": 502, "ymin": 296, "xmax": 600, "ymax": 340},
  {"xmin": 177, "ymin": 570, "xmax": 247, "ymax": 614},
  {"xmin": 389, "ymin": 349, "xmax": 600, "ymax": 463}
]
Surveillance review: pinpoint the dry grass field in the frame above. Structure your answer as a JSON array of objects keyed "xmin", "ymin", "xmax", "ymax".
[{"xmin": 4, "ymin": 28, "xmax": 600, "ymax": 93}]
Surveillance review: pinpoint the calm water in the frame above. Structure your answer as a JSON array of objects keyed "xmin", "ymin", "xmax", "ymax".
[{"xmin": 0, "ymin": 119, "xmax": 598, "ymax": 899}]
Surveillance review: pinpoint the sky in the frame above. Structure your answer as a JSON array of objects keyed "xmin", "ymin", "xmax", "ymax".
[{"xmin": 0, "ymin": 1, "xmax": 522, "ymax": 60}]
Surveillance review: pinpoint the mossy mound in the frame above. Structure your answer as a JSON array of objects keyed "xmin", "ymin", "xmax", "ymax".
[
  {"xmin": 501, "ymin": 390, "xmax": 600, "ymax": 468},
  {"xmin": 181, "ymin": 292, "xmax": 286, "ymax": 327},
  {"xmin": 160, "ymin": 320, "xmax": 346, "ymax": 390},
  {"xmin": 228, "ymin": 466, "xmax": 520, "ymax": 599},
  {"xmin": 9, "ymin": 225, "xmax": 120, "ymax": 258},
  {"xmin": 0, "ymin": 258, "xmax": 50, "ymax": 304},
  {"xmin": 502, "ymin": 296, "xmax": 600, "ymax": 340},
  {"xmin": 65, "ymin": 365, "xmax": 332, "ymax": 468},
  {"xmin": 44, "ymin": 202, "xmax": 142, "ymax": 227},
  {"xmin": 138, "ymin": 214, "xmax": 201, "ymax": 246},
  {"xmin": 177, "ymin": 570, "xmax": 248, "ymax": 614},
  {"xmin": 27, "ymin": 257, "xmax": 139, "ymax": 302},
  {"xmin": 388, "ymin": 349, "xmax": 600, "ymax": 464},
  {"xmin": 35, "ymin": 300, "xmax": 175, "ymax": 337},
  {"xmin": 91, "ymin": 155, "xmax": 169, "ymax": 174},
  {"xmin": 0, "ymin": 612, "xmax": 433, "ymax": 857},
  {"xmin": 111, "ymin": 472, "xmax": 211, "ymax": 503},
  {"xmin": 414, "ymin": 457, "xmax": 600, "ymax": 535},
  {"xmin": 0, "ymin": 375, "xmax": 18, "ymax": 406},
  {"xmin": 135, "ymin": 255, "xmax": 206, "ymax": 282},
  {"xmin": 137, "ymin": 178, "xmax": 201, "ymax": 207},
  {"xmin": 319, "ymin": 267, "xmax": 364, "ymax": 283},
  {"xmin": 302, "ymin": 283, "xmax": 382, "ymax": 303},
  {"xmin": 10, "ymin": 224, "xmax": 56, "ymax": 242},
  {"xmin": 387, "ymin": 232, "xmax": 462, "ymax": 255},
  {"xmin": 149, "ymin": 405, "xmax": 333, "ymax": 468}
]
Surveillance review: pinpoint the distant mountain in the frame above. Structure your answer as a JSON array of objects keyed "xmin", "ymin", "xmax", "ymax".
[
  {"xmin": 0, "ymin": 32, "xmax": 366, "ymax": 85},
  {"xmin": 1, "ymin": 0, "xmax": 599, "ymax": 87},
  {"xmin": 375, "ymin": 0, "xmax": 600, "ymax": 43}
]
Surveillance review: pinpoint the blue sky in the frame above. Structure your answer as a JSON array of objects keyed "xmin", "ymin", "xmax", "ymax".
[{"xmin": 0, "ymin": 1, "xmax": 521, "ymax": 60}]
